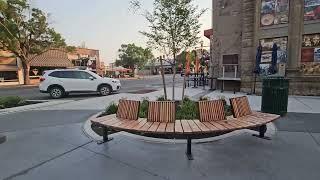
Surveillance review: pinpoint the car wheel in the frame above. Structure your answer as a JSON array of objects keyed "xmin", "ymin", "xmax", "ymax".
[
  {"xmin": 99, "ymin": 85, "xmax": 112, "ymax": 96},
  {"xmin": 49, "ymin": 86, "xmax": 64, "ymax": 99}
]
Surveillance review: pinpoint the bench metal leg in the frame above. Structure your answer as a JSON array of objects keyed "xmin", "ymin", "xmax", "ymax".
[
  {"xmin": 252, "ymin": 125, "xmax": 271, "ymax": 140},
  {"xmin": 186, "ymin": 136, "xmax": 194, "ymax": 160},
  {"xmin": 97, "ymin": 126, "xmax": 113, "ymax": 144}
]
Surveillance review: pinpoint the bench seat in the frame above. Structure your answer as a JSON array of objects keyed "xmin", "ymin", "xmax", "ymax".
[{"xmin": 91, "ymin": 111, "xmax": 280, "ymax": 136}]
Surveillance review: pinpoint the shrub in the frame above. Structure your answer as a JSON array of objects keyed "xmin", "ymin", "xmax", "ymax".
[
  {"xmin": 176, "ymin": 98, "xmax": 199, "ymax": 120},
  {"xmin": 0, "ymin": 96, "xmax": 25, "ymax": 109},
  {"xmin": 218, "ymin": 96, "xmax": 233, "ymax": 117},
  {"xmin": 104, "ymin": 102, "xmax": 118, "ymax": 115},
  {"xmin": 156, "ymin": 96, "xmax": 167, "ymax": 101},
  {"xmin": 199, "ymin": 96, "xmax": 210, "ymax": 101},
  {"xmin": 139, "ymin": 97, "xmax": 149, "ymax": 118}
]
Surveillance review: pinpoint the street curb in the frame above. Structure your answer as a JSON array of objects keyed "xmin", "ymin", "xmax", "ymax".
[
  {"xmin": 0, "ymin": 134, "xmax": 6, "ymax": 144},
  {"xmin": 82, "ymin": 112, "xmax": 276, "ymax": 144},
  {"xmin": 0, "ymin": 100, "xmax": 74, "ymax": 116}
]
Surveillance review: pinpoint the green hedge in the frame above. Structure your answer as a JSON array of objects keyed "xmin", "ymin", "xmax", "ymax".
[{"xmin": 0, "ymin": 96, "xmax": 26, "ymax": 109}]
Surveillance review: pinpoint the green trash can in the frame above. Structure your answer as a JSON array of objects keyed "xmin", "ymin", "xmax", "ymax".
[{"xmin": 261, "ymin": 76, "xmax": 289, "ymax": 116}]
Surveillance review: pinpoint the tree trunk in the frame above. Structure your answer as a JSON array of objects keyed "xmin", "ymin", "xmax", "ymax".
[
  {"xmin": 172, "ymin": 53, "xmax": 176, "ymax": 101},
  {"xmin": 160, "ymin": 57, "xmax": 168, "ymax": 100},
  {"xmin": 22, "ymin": 61, "xmax": 31, "ymax": 85},
  {"xmin": 182, "ymin": 73, "xmax": 186, "ymax": 101}
]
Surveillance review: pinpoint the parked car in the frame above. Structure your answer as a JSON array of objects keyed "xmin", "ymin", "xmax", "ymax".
[{"xmin": 39, "ymin": 69, "xmax": 121, "ymax": 99}]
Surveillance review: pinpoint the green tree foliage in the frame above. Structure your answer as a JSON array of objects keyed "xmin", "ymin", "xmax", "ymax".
[
  {"xmin": 0, "ymin": 0, "xmax": 67, "ymax": 84},
  {"xmin": 132, "ymin": 0, "xmax": 206, "ymax": 100},
  {"xmin": 115, "ymin": 43, "xmax": 154, "ymax": 69}
]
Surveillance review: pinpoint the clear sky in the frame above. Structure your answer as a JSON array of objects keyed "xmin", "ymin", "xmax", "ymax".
[{"xmin": 33, "ymin": 0, "xmax": 212, "ymax": 64}]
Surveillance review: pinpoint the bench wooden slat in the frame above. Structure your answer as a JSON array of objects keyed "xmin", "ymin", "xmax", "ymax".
[
  {"xmin": 100, "ymin": 117, "xmax": 121, "ymax": 126},
  {"xmin": 193, "ymin": 120, "xmax": 211, "ymax": 132},
  {"xmin": 109, "ymin": 119, "xmax": 128, "ymax": 128},
  {"xmin": 181, "ymin": 120, "xmax": 192, "ymax": 133},
  {"xmin": 165, "ymin": 123, "xmax": 175, "ymax": 133},
  {"xmin": 215, "ymin": 121, "xmax": 238, "ymax": 130},
  {"xmin": 148, "ymin": 122, "xmax": 160, "ymax": 132},
  {"xmin": 188, "ymin": 120, "xmax": 202, "ymax": 132},
  {"xmin": 230, "ymin": 96, "xmax": 252, "ymax": 118},
  {"xmin": 156, "ymin": 123, "xmax": 167, "ymax": 133},
  {"xmin": 148, "ymin": 101, "xmax": 175, "ymax": 123},
  {"xmin": 123, "ymin": 119, "xmax": 145, "ymax": 130},
  {"xmin": 131, "ymin": 119, "xmax": 147, "ymax": 130},
  {"xmin": 201, "ymin": 121, "xmax": 220, "ymax": 131},
  {"xmin": 119, "ymin": 120, "xmax": 137, "ymax": 129},
  {"xmin": 139, "ymin": 122, "xmax": 154, "ymax": 132},
  {"xmin": 224, "ymin": 120, "xmax": 246, "ymax": 129},
  {"xmin": 91, "ymin": 114, "xmax": 115, "ymax": 124},
  {"xmin": 241, "ymin": 116, "xmax": 264, "ymax": 124},
  {"xmin": 229, "ymin": 118, "xmax": 257, "ymax": 127},
  {"xmin": 209, "ymin": 121, "xmax": 230, "ymax": 130},
  {"xmin": 94, "ymin": 115, "xmax": 116, "ymax": 124},
  {"xmin": 175, "ymin": 120, "xmax": 184, "ymax": 133},
  {"xmin": 117, "ymin": 100, "xmax": 140, "ymax": 120},
  {"xmin": 199, "ymin": 100, "xmax": 226, "ymax": 122}
]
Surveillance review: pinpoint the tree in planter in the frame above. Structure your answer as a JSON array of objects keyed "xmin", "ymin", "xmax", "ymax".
[
  {"xmin": 131, "ymin": 0, "xmax": 205, "ymax": 100},
  {"xmin": 115, "ymin": 43, "xmax": 154, "ymax": 71},
  {"xmin": 0, "ymin": 0, "xmax": 67, "ymax": 84}
]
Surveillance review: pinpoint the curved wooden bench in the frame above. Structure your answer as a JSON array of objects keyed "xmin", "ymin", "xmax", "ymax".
[{"xmin": 92, "ymin": 98, "xmax": 280, "ymax": 160}]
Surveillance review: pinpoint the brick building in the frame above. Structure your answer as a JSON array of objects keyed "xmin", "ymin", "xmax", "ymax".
[{"xmin": 210, "ymin": 0, "xmax": 320, "ymax": 95}]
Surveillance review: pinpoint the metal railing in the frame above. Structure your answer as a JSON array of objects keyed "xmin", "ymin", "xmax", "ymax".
[{"xmin": 220, "ymin": 64, "xmax": 240, "ymax": 79}]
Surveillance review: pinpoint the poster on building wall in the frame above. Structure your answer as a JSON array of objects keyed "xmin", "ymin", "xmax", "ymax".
[
  {"xmin": 261, "ymin": 0, "xmax": 289, "ymax": 26},
  {"xmin": 304, "ymin": 0, "xmax": 320, "ymax": 21},
  {"xmin": 315, "ymin": 48, "xmax": 320, "ymax": 61},
  {"xmin": 302, "ymin": 34, "xmax": 320, "ymax": 62},
  {"xmin": 302, "ymin": 34, "xmax": 320, "ymax": 47},
  {"xmin": 260, "ymin": 37, "xmax": 288, "ymax": 63},
  {"xmin": 301, "ymin": 48, "xmax": 315, "ymax": 62}
]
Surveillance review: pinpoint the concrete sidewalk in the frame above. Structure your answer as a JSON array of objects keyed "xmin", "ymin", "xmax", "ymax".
[{"xmin": 0, "ymin": 87, "xmax": 320, "ymax": 179}]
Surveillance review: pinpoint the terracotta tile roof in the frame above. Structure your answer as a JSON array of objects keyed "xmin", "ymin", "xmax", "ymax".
[{"xmin": 30, "ymin": 49, "xmax": 74, "ymax": 67}]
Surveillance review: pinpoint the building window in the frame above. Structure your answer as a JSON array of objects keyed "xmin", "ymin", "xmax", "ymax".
[
  {"xmin": 304, "ymin": 0, "xmax": 320, "ymax": 21},
  {"xmin": 259, "ymin": 37, "xmax": 288, "ymax": 75},
  {"xmin": 301, "ymin": 34, "xmax": 320, "ymax": 63},
  {"xmin": 260, "ymin": 0, "xmax": 289, "ymax": 27}
]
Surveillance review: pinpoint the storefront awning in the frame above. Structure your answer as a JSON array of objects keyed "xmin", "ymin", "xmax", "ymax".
[
  {"xmin": 30, "ymin": 49, "xmax": 74, "ymax": 67},
  {"xmin": 0, "ymin": 65, "xmax": 18, "ymax": 71}
]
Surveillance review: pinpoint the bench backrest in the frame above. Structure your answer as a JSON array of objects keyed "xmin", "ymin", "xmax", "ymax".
[
  {"xmin": 147, "ymin": 101, "xmax": 175, "ymax": 123},
  {"xmin": 198, "ymin": 100, "xmax": 226, "ymax": 122},
  {"xmin": 116, "ymin": 99, "xmax": 140, "ymax": 120},
  {"xmin": 230, "ymin": 96, "xmax": 252, "ymax": 118}
]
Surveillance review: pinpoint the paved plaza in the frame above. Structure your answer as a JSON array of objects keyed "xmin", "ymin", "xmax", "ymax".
[{"xmin": 0, "ymin": 87, "xmax": 320, "ymax": 180}]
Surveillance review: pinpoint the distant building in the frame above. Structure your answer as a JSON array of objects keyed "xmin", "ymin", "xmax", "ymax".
[
  {"xmin": 68, "ymin": 48, "xmax": 103, "ymax": 76},
  {"xmin": 0, "ymin": 51, "xmax": 23, "ymax": 85}
]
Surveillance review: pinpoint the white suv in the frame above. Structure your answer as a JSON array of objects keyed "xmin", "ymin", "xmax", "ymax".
[{"xmin": 39, "ymin": 69, "xmax": 121, "ymax": 99}]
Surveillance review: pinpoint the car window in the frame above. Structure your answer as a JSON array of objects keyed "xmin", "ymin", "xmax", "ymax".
[
  {"xmin": 49, "ymin": 71, "xmax": 63, "ymax": 78},
  {"xmin": 73, "ymin": 71, "xmax": 95, "ymax": 79},
  {"xmin": 49, "ymin": 71, "xmax": 74, "ymax": 79},
  {"xmin": 63, "ymin": 71, "xmax": 76, "ymax": 78}
]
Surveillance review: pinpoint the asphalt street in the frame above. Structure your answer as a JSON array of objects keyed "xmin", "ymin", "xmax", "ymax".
[{"xmin": 0, "ymin": 75, "xmax": 184, "ymax": 100}]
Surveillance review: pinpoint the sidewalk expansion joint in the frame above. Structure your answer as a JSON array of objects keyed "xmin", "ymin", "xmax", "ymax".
[
  {"xmin": 83, "ymin": 147, "xmax": 170, "ymax": 180},
  {"xmin": 3, "ymin": 141, "xmax": 93, "ymax": 180}
]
